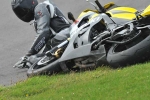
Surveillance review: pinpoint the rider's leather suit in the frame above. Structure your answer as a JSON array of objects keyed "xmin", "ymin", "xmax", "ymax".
[{"xmin": 27, "ymin": 0, "xmax": 70, "ymax": 56}]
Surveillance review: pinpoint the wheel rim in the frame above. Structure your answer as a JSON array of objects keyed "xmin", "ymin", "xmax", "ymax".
[
  {"xmin": 32, "ymin": 56, "xmax": 56, "ymax": 70},
  {"xmin": 113, "ymin": 31, "xmax": 150, "ymax": 53}
]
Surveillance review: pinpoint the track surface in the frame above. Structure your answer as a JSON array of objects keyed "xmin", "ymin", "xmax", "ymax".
[{"xmin": 0, "ymin": 0, "xmax": 150, "ymax": 86}]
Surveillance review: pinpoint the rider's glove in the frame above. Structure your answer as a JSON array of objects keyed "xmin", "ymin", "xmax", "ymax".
[{"xmin": 13, "ymin": 56, "xmax": 30, "ymax": 68}]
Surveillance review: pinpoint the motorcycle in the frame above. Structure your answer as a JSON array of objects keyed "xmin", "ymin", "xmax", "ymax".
[{"xmin": 14, "ymin": 0, "xmax": 150, "ymax": 77}]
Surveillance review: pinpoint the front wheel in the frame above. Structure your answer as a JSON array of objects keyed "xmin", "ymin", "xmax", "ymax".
[
  {"xmin": 27, "ymin": 56, "xmax": 62, "ymax": 77},
  {"xmin": 107, "ymin": 30, "xmax": 150, "ymax": 68}
]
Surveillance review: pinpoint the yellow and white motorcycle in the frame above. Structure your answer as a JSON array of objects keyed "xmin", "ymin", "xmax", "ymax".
[
  {"xmin": 67, "ymin": 0, "xmax": 150, "ymax": 68},
  {"xmin": 14, "ymin": 0, "xmax": 150, "ymax": 76}
]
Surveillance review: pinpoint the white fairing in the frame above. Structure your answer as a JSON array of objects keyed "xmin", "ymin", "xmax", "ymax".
[
  {"xmin": 70, "ymin": 22, "xmax": 90, "ymax": 38},
  {"xmin": 37, "ymin": 56, "xmax": 50, "ymax": 65}
]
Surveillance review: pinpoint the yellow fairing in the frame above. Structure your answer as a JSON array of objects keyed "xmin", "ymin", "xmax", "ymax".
[
  {"xmin": 141, "ymin": 5, "xmax": 150, "ymax": 17},
  {"xmin": 107, "ymin": 7, "xmax": 137, "ymax": 20},
  {"xmin": 110, "ymin": 13, "xmax": 136, "ymax": 20},
  {"xmin": 104, "ymin": 2, "xmax": 115, "ymax": 9},
  {"xmin": 89, "ymin": 13, "xmax": 99, "ymax": 21}
]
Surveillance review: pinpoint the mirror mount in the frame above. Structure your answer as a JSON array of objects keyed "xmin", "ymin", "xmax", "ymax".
[{"xmin": 68, "ymin": 12, "xmax": 76, "ymax": 22}]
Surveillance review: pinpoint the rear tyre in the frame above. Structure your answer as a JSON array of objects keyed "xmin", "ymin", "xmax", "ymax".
[{"xmin": 107, "ymin": 30, "xmax": 150, "ymax": 68}]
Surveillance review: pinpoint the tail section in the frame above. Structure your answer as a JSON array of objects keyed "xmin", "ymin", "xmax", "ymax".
[{"xmin": 141, "ymin": 5, "xmax": 150, "ymax": 17}]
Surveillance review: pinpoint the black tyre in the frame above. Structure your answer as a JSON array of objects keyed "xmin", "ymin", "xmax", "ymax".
[
  {"xmin": 27, "ymin": 57, "xmax": 62, "ymax": 77},
  {"xmin": 107, "ymin": 29, "xmax": 150, "ymax": 68}
]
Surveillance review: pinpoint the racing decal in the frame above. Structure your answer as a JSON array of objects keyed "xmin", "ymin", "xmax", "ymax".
[
  {"xmin": 37, "ymin": 10, "xmax": 43, "ymax": 17},
  {"xmin": 34, "ymin": 37, "xmax": 46, "ymax": 52}
]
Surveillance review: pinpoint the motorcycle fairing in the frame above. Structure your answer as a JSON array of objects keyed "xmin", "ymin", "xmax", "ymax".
[
  {"xmin": 70, "ymin": 11, "xmax": 101, "ymax": 38},
  {"xmin": 59, "ymin": 13, "xmax": 118, "ymax": 62},
  {"xmin": 107, "ymin": 7, "xmax": 137, "ymax": 20},
  {"xmin": 59, "ymin": 4, "xmax": 150, "ymax": 63},
  {"xmin": 59, "ymin": 14, "xmax": 107, "ymax": 62},
  {"xmin": 141, "ymin": 5, "xmax": 150, "ymax": 17},
  {"xmin": 77, "ymin": 6, "xmax": 137, "ymax": 24},
  {"xmin": 78, "ymin": 10, "xmax": 99, "ymax": 19}
]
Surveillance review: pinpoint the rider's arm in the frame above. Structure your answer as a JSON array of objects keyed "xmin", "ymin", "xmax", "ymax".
[{"xmin": 27, "ymin": 3, "xmax": 53, "ymax": 56}]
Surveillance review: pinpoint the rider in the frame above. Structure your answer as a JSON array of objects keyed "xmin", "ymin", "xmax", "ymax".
[{"xmin": 11, "ymin": 0, "xmax": 70, "ymax": 57}]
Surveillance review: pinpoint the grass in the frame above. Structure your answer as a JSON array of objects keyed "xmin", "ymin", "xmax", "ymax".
[{"xmin": 0, "ymin": 63, "xmax": 150, "ymax": 100}]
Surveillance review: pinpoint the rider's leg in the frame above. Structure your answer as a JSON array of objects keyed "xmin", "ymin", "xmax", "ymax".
[
  {"xmin": 42, "ymin": 27, "xmax": 70, "ymax": 53},
  {"xmin": 51, "ymin": 28, "xmax": 70, "ymax": 47}
]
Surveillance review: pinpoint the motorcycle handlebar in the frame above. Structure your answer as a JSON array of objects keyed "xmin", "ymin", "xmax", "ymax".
[{"xmin": 95, "ymin": 0, "xmax": 106, "ymax": 13}]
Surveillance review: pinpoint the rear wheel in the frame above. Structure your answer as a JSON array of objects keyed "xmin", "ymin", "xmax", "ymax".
[{"xmin": 107, "ymin": 29, "xmax": 150, "ymax": 68}]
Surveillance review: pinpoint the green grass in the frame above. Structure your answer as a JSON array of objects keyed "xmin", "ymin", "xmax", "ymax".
[{"xmin": 0, "ymin": 63, "xmax": 150, "ymax": 100}]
